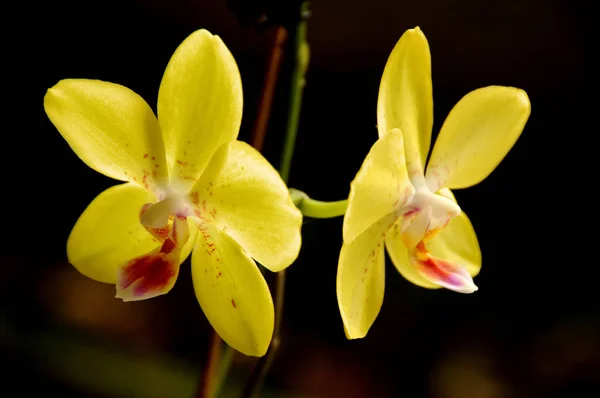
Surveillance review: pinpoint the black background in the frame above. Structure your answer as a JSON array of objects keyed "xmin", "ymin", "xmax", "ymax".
[{"xmin": 2, "ymin": 0, "xmax": 595, "ymax": 397}]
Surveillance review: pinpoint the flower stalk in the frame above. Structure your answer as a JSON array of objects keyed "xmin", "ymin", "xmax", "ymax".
[
  {"xmin": 243, "ymin": 2, "xmax": 311, "ymax": 397},
  {"xmin": 290, "ymin": 188, "xmax": 348, "ymax": 218}
]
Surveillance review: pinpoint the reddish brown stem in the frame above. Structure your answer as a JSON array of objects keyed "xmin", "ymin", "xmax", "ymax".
[
  {"xmin": 250, "ymin": 26, "xmax": 288, "ymax": 151},
  {"xmin": 196, "ymin": 330, "xmax": 222, "ymax": 398}
]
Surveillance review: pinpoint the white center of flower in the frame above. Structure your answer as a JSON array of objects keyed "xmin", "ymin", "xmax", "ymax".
[
  {"xmin": 140, "ymin": 188, "xmax": 193, "ymax": 228},
  {"xmin": 400, "ymin": 187, "xmax": 461, "ymax": 248}
]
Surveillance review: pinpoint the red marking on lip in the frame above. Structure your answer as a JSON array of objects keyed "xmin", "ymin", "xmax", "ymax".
[
  {"xmin": 403, "ymin": 208, "xmax": 419, "ymax": 218},
  {"xmin": 118, "ymin": 251, "xmax": 177, "ymax": 298},
  {"xmin": 161, "ymin": 238, "xmax": 176, "ymax": 254},
  {"xmin": 414, "ymin": 241, "xmax": 469, "ymax": 290}
]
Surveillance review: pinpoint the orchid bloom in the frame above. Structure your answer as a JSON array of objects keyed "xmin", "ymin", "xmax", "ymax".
[
  {"xmin": 44, "ymin": 29, "xmax": 302, "ymax": 356},
  {"xmin": 337, "ymin": 27, "xmax": 530, "ymax": 338}
]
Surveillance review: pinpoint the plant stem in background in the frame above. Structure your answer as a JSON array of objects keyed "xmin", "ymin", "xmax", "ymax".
[
  {"xmin": 196, "ymin": 22, "xmax": 292, "ymax": 398},
  {"xmin": 196, "ymin": 330, "xmax": 221, "ymax": 398},
  {"xmin": 251, "ymin": 26, "xmax": 288, "ymax": 152},
  {"xmin": 243, "ymin": 2, "xmax": 311, "ymax": 397}
]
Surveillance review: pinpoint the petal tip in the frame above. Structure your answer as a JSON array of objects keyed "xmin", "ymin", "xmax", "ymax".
[{"xmin": 343, "ymin": 326, "xmax": 367, "ymax": 340}]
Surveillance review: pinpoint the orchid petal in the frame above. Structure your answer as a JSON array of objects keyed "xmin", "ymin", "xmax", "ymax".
[
  {"xmin": 67, "ymin": 183, "xmax": 159, "ymax": 284},
  {"xmin": 44, "ymin": 79, "xmax": 168, "ymax": 192},
  {"xmin": 191, "ymin": 220, "xmax": 273, "ymax": 357},
  {"xmin": 377, "ymin": 27, "xmax": 433, "ymax": 182},
  {"xmin": 337, "ymin": 213, "xmax": 397, "ymax": 339},
  {"xmin": 158, "ymin": 29, "xmax": 242, "ymax": 189},
  {"xmin": 426, "ymin": 86, "xmax": 530, "ymax": 191},
  {"xmin": 190, "ymin": 141, "xmax": 302, "ymax": 272},
  {"xmin": 343, "ymin": 129, "xmax": 414, "ymax": 244},
  {"xmin": 426, "ymin": 189, "xmax": 481, "ymax": 279}
]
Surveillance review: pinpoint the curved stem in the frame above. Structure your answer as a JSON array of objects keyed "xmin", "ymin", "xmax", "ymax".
[
  {"xmin": 289, "ymin": 188, "xmax": 347, "ymax": 218},
  {"xmin": 243, "ymin": 2, "xmax": 311, "ymax": 398}
]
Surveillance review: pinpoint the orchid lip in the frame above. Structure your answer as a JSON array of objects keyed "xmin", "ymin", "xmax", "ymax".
[{"xmin": 413, "ymin": 242, "xmax": 478, "ymax": 294}]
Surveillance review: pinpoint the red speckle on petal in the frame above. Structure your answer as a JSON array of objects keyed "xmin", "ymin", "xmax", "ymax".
[
  {"xmin": 143, "ymin": 153, "xmax": 149, "ymax": 159},
  {"xmin": 191, "ymin": 191, "xmax": 199, "ymax": 204},
  {"xmin": 231, "ymin": 299, "xmax": 237, "ymax": 308}
]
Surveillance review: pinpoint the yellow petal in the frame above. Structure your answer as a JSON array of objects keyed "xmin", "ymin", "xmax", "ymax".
[
  {"xmin": 385, "ymin": 216, "xmax": 439, "ymax": 289},
  {"xmin": 190, "ymin": 141, "xmax": 302, "ymax": 272},
  {"xmin": 191, "ymin": 220, "xmax": 273, "ymax": 356},
  {"xmin": 426, "ymin": 86, "xmax": 531, "ymax": 191},
  {"xmin": 44, "ymin": 79, "xmax": 168, "ymax": 191},
  {"xmin": 377, "ymin": 27, "xmax": 433, "ymax": 182},
  {"xmin": 68, "ymin": 183, "xmax": 195, "ymax": 285},
  {"xmin": 343, "ymin": 129, "xmax": 414, "ymax": 244},
  {"xmin": 427, "ymin": 190, "xmax": 481, "ymax": 279},
  {"xmin": 67, "ymin": 183, "xmax": 159, "ymax": 284},
  {"xmin": 337, "ymin": 213, "xmax": 397, "ymax": 339},
  {"xmin": 157, "ymin": 29, "xmax": 243, "ymax": 188}
]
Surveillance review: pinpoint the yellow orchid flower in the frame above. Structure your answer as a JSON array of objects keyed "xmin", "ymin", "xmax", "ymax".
[
  {"xmin": 44, "ymin": 29, "xmax": 302, "ymax": 356},
  {"xmin": 337, "ymin": 27, "xmax": 530, "ymax": 339}
]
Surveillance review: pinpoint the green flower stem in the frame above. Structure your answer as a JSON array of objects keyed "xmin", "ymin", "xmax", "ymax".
[
  {"xmin": 278, "ymin": 4, "xmax": 310, "ymax": 182},
  {"xmin": 242, "ymin": 2, "xmax": 311, "ymax": 398},
  {"xmin": 290, "ymin": 188, "xmax": 347, "ymax": 218}
]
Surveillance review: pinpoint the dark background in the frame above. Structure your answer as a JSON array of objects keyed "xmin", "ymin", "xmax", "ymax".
[{"xmin": 2, "ymin": 0, "xmax": 596, "ymax": 397}]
